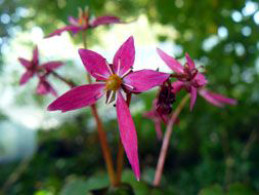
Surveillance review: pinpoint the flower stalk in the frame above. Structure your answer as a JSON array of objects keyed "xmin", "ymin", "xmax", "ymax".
[
  {"xmin": 153, "ymin": 94, "xmax": 190, "ymax": 186},
  {"xmin": 51, "ymin": 71, "xmax": 75, "ymax": 88}
]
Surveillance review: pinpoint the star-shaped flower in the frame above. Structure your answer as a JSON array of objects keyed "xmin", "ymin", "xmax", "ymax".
[
  {"xmin": 18, "ymin": 46, "xmax": 63, "ymax": 96},
  {"xmin": 157, "ymin": 48, "xmax": 207, "ymax": 110},
  {"xmin": 47, "ymin": 36, "xmax": 170, "ymax": 180},
  {"xmin": 46, "ymin": 7, "xmax": 121, "ymax": 38}
]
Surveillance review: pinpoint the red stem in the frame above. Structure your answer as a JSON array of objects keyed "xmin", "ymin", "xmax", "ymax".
[
  {"xmin": 51, "ymin": 71, "xmax": 75, "ymax": 88},
  {"xmin": 153, "ymin": 94, "xmax": 190, "ymax": 186}
]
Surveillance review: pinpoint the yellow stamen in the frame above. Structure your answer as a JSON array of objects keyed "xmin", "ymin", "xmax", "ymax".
[{"xmin": 105, "ymin": 74, "xmax": 122, "ymax": 91}]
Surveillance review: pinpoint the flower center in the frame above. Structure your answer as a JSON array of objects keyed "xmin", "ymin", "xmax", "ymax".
[
  {"xmin": 77, "ymin": 7, "xmax": 88, "ymax": 27},
  {"xmin": 105, "ymin": 74, "xmax": 122, "ymax": 91}
]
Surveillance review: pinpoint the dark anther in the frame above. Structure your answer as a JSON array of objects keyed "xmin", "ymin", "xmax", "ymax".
[{"xmin": 156, "ymin": 81, "xmax": 175, "ymax": 115}]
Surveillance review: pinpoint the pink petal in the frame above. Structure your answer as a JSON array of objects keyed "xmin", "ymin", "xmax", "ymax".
[
  {"xmin": 78, "ymin": 49, "xmax": 111, "ymax": 80},
  {"xmin": 32, "ymin": 46, "xmax": 39, "ymax": 65},
  {"xmin": 37, "ymin": 79, "xmax": 57, "ymax": 97},
  {"xmin": 199, "ymin": 89, "xmax": 237, "ymax": 107},
  {"xmin": 116, "ymin": 91, "xmax": 140, "ymax": 180},
  {"xmin": 48, "ymin": 83, "xmax": 105, "ymax": 112},
  {"xmin": 198, "ymin": 89, "xmax": 224, "ymax": 107},
  {"xmin": 113, "ymin": 36, "xmax": 135, "ymax": 77},
  {"xmin": 20, "ymin": 71, "xmax": 34, "ymax": 85},
  {"xmin": 123, "ymin": 70, "xmax": 169, "ymax": 93},
  {"xmin": 193, "ymin": 73, "xmax": 207, "ymax": 87},
  {"xmin": 211, "ymin": 93, "xmax": 237, "ymax": 105},
  {"xmin": 190, "ymin": 86, "xmax": 197, "ymax": 111},
  {"xmin": 185, "ymin": 53, "xmax": 195, "ymax": 69},
  {"xmin": 157, "ymin": 48, "xmax": 183, "ymax": 73},
  {"xmin": 41, "ymin": 61, "xmax": 63, "ymax": 72},
  {"xmin": 68, "ymin": 16, "xmax": 79, "ymax": 26},
  {"xmin": 18, "ymin": 58, "xmax": 31, "ymax": 68},
  {"xmin": 45, "ymin": 25, "xmax": 82, "ymax": 38},
  {"xmin": 90, "ymin": 16, "xmax": 121, "ymax": 28},
  {"xmin": 172, "ymin": 81, "xmax": 185, "ymax": 93}
]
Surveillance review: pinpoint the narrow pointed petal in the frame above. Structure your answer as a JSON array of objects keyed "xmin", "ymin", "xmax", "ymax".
[
  {"xmin": 116, "ymin": 91, "xmax": 140, "ymax": 180},
  {"xmin": 45, "ymin": 25, "xmax": 82, "ymax": 38},
  {"xmin": 68, "ymin": 16, "xmax": 79, "ymax": 26},
  {"xmin": 172, "ymin": 81, "xmax": 185, "ymax": 93},
  {"xmin": 32, "ymin": 46, "xmax": 39, "ymax": 65},
  {"xmin": 156, "ymin": 48, "xmax": 183, "ymax": 73},
  {"xmin": 78, "ymin": 49, "xmax": 111, "ymax": 80},
  {"xmin": 190, "ymin": 87, "xmax": 197, "ymax": 111},
  {"xmin": 37, "ymin": 79, "xmax": 57, "ymax": 97},
  {"xmin": 20, "ymin": 71, "xmax": 33, "ymax": 85},
  {"xmin": 113, "ymin": 36, "xmax": 135, "ymax": 76},
  {"xmin": 18, "ymin": 58, "xmax": 31, "ymax": 68},
  {"xmin": 41, "ymin": 61, "xmax": 63, "ymax": 72},
  {"xmin": 199, "ymin": 89, "xmax": 237, "ymax": 107},
  {"xmin": 199, "ymin": 89, "xmax": 224, "ymax": 107},
  {"xmin": 211, "ymin": 93, "xmax": 237, "ymax": 105},
  {"xmin": 185, "ymin": 53, "xmax": 195, "ymax": 69},
  {"xmin": 90, "ymin": 16, "xmax": 121, "ymax": 28},
  {"xmin": 48, "ymin": 83, "xmax": 105, "ymax": 112},
  {"xmin": 123, "ymin": 70, "xmax": 169, "ymax": 93},
  {"xmin": 193, "ymin": 73, "xmax": 207, "ymax": 87}
]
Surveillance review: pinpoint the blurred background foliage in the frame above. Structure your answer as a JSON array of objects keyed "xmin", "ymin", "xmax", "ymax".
[{"xmin": 0, "ymin": 0, "xmax": 258, "ymax": 194}]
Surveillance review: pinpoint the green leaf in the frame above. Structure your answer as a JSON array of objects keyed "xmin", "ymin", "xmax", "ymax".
[
  {"xmin": 60, "ymin": 179, "xmax": 92, "ymax": 195},
  {"xmin": 227, "ymin": 183, "xmax": 256, "ymax": 195},
  {"xmin": 199, "ymin": 184, "xmax": 223, "ymax": 195}
]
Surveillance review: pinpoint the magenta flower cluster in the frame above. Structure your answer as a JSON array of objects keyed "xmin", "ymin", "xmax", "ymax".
[{"xmin": 18, "ymin": 8, "xmax": 237, "ymax": 182}]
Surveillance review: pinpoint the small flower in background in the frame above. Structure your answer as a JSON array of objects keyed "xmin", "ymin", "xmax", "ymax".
[
  {"xmin": 18, "ymin": 46, "xmax": 64, "ymax": 96},
  {"xmin": 198, "ymin": 88, "xmax": 237, "ymax": 107},
  {"xmin": 18, "ymin": 46, "xmax": 40, "ymax": 85},
  {"xmin": 48, "ymin": 36, "xmax": 170, "ymax": 180},
  {"xmin": 156, "ymin": 48, "xmax": 236, "ymax": 110},
  {"xmin": 45, "ymin": 7, "xmax": 122, "ymax": 38},
  {"xmin": 157, "ymin": 48, "xmax": 207, "ymax": 110}
]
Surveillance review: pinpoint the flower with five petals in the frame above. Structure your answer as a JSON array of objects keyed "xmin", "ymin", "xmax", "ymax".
[
  {"xmin": 47, "ymin": 36, "xmax": 170, "ymax": 180},
  {"xmin": 46, "ymin": 7, "xmax": 121, "ymax": 38},
  {"xmin": 18, "ymin": 46, "xmax": 63, "ymax": 96}
]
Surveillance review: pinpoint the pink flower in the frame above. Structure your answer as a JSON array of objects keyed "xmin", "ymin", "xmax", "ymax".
[
  {"xmin": 18, "ymin": 46, "xmax": 40, "ymax": 85},
  {"xmin": 18, "ymin": 46, "xmax": 63, "ymax": 96},
  {"xmin": 198, "ymin": 88, "xmax": 237, "ymax": 107},
  {"xmin": 45, "ymin": 7, "xmax": 121, "ymax": 38},
  {"xmin": 47, "ymin": 36, "xmax": 169, "ymax": 180},
  {"xmin": 157, "ymin": 48, "xmax": 207, "ymax": 110}
]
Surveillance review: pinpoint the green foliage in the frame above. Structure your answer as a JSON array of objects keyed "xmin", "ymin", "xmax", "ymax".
[{"xmin": 199, "ymin": 184, "xmax": 224, "ymax": 195}]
